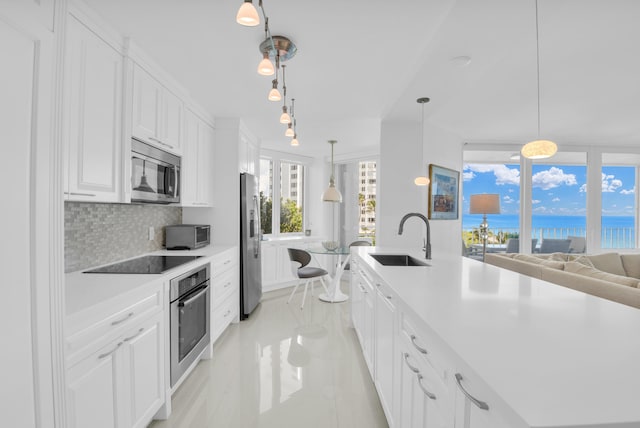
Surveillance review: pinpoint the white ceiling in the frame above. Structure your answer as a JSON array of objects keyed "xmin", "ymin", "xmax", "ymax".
[{"xmin": 83, "ymin": 0, "xmax": 640, "ymax": 158}]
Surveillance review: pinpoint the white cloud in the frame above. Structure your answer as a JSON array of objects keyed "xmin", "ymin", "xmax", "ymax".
[
  {"xmin": 620, "ymin": 186, "xmax": 635, "ymax": 195},
  {"xmin": 465, "ymin": 164, "xmax": 519, "ymax": 185},
  {"xmin": 602, "ymin": 173, "xmax": 623, "ymax": 192},
  {"xmin": 531, "ymin": 167, "xmax": 577, "ymax": 190},
  {"xmin": 462, "ymin": 171, "xmax": 475, "ymax": 181},
  {"xmin": 552, "ymin": 197, "xmax": 560, "ymax": 202},
  {"xmin": 533, "ymin": 206, "xmax": 547, "ymax": 212},
  {"xmin": 579, "ymin": 184, "xmax": 587, "ymax": 193},
  {"xmin": 532, "ymin": 199, "xmax": 541, "ymax": 204},
  {"xmin": 503, "ymin": 195, "xmax": 514, "ymax": 204}
]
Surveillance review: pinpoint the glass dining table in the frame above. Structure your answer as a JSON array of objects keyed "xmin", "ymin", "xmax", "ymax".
[{"xmin": 306, "ymin": 246, "xmax": 351, "ymax": 303}]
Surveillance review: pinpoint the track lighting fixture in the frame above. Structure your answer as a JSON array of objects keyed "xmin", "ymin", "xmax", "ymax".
[{"xmin": 237, "ymin": 0, "xmax": 301, "ymax": 144}]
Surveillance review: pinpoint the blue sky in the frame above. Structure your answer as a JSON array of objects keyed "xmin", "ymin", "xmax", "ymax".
[{"xmin": 462, "ymin": 164, "xmax": 636, "ymax": 216}]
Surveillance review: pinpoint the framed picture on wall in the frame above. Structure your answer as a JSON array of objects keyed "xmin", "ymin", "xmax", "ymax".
[{"xmin": 428, "ymin": 164, "xmax": 459, "ymax": 220}]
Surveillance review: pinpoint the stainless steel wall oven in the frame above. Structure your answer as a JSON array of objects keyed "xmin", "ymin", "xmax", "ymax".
[{"xmin": 170, "ymin": 263, "xmax": 210, "ymax": 387}]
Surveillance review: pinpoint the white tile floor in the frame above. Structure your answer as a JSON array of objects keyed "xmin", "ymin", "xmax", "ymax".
[{"xmin": 150, "ymin": 283, "xmax": 388, "ymax": 428}]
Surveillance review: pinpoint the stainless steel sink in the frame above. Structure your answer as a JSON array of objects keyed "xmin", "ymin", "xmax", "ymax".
[{"xmin": 369, "ymin": 254, "xmax": 430, "ymax": 267}]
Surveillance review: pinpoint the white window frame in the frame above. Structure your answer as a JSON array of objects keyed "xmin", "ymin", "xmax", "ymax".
[{"xmin": 260, "ymin": 149, "xmax": 313, "ymax": 237}]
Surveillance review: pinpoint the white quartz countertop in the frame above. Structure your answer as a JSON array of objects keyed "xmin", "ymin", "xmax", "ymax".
[
  {"xmin": 65, "ymin": 245, "xmax": 235, "ymax": 316},
  {"xmin": 354, "ymin": 246, "xmax": 640, "ymax": 427}
]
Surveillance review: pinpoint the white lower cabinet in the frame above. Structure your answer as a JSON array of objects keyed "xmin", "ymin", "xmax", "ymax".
[
  {"xmin": 351, "ymin": 253, "xmax": 518, "ymax": 428},
  {"xmin": 374, "ymin": 280, "xmax": 396, "ymax": 424},
  {"xmin": 66, "ymin": 311, "xmax": 164, "ymax": 428},
  {"xmin": 210, "ymin": 247, "xmax": 239, "ymax": 344},
  {"xmin": 66, "ymin": 341, "xmax": 119, "ymax": 428}
]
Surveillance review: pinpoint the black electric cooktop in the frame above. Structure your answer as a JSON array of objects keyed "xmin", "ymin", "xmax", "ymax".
[{"xmin": 84, "ymin": 255, "xmax": 202, "ymax": 274}]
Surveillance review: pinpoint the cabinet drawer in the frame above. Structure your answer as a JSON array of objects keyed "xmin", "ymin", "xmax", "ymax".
[
  {"xmin": 401, "ymin": 331, "xmax": 452, "ymax": 416},
  {"xmin": 66, "ymin": 285, "xmax": 163, "ymax": 363},
  {"xmin": 212, "ymin": 249, "xmax": 238, "ymax": 275},
  {"xmin": 212, "ymin": 268, "xmax": 237, "ymax": 303},
  {"xmin": 212, "ymin": 291, "xmax": 237, "ymax": 342},
  {"xmin": 400, "ymin": 312, "xmax": 452, "ymax": 394}
]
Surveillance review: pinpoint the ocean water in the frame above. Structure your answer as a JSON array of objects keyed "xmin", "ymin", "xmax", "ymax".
[{"xmin": 463, "ymin": 214, "xmax": 636, "ymax": 248}]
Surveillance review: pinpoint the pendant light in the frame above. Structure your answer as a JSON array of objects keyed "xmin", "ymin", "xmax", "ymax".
[
  {"xmin": 257, "ymin": 51, "xmax": 274, "ymax": 76},
  {"xmin": 521, "ymin": 0, "xmax": 557, "ymax": 160},
  {"xmin": 279, "ymin": 65, "xmax": 291, "ymax": 123},
  {"xmin": 236, "ymin": 0, "xmax": 260, "ymax": 26},
  {"xmin": 268, "ymin": 79, "xmax": 281, "ymax": 101},
  {"xmin": 286, "ymin": 98, "xmax": 296, "ymax": 137},
  {"xmin": 415, "ymin": 97, "xmax": 430, "ymax": 186},
  {"xmin": 322, "ymin": 140, "xmax": 342, "ymax": 203}
]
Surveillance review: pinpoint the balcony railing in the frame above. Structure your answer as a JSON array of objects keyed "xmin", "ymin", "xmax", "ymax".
[{"xmin": 462, "ymin": 227, "xmax": 636, "ymax": 249}]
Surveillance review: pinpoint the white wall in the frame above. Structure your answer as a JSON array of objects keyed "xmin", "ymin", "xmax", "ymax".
[
  {"xmin": 378, "ymin": 120, "xmax": 427, "ymax": 250},
  {"xmin": 378, "ymin": 118, "xmax": 463, "ymax": 256}
]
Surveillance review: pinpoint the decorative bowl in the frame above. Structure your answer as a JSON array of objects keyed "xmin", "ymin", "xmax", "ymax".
[{"xmin": 321, "ymin": 240, "xmax": 340, "ymax": 251}]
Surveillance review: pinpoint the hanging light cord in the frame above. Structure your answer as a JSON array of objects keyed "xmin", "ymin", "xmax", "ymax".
[
  {"xmin": 281, "ymin": 64, "xmax": 287, "ymax": 106},
  {"xmin": 535, "ymin": 0, "xmax": 541, "ymax": 138}
]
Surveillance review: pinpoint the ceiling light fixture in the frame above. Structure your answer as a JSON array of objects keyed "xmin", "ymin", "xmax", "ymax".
[
  {"xmin": 285, "ymin": 123, "xmax": 294, "ymax": 137},
  {"xmin": 237, "ymin": 0, "xmax": 300, "ymax": 144},
  {"xmin": 521, "ymin": 0, "xmax": 557, "ymax": 160},
  {"xmin": 286, "ymin": 99, "xmax": 296, "ymax": 137},
  {"xmin": 322, "ymin": 140, "xmax": 342, "ymax": 203},
  {"xmin": 236, "ymin": 0, "xmax": 260, "ymax": 26},
  {"xmin": 415, "ymin": 97, "xmax": 430, "ymax": 186},
  {"xmin": 279, "ymin": 65, "xmax": 291, "ymax": 124}
]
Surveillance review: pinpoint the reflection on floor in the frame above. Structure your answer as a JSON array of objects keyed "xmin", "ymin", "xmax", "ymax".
[{"xmin": 150, "ymin": 284, "xmax": 388, "ymax": 428}]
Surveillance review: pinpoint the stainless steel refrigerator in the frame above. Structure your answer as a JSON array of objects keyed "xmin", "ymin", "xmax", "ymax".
[{"xmin": 240, "ymin": 173, "xmax": 262, "ymax": 319}]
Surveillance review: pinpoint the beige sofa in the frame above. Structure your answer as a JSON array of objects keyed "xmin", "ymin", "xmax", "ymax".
[{"xmin": 485, "ymin": 252, "xmax": 640, "ymax": 309}]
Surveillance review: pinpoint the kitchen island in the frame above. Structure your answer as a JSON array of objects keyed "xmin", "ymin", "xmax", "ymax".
[{"xmin": 351, "ymin": 246, "xmax": 640, "ymax": 428}]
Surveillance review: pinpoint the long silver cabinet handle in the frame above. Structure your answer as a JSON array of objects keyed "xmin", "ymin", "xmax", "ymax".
[
  {"xmin": 416, "ymin": 374, "xmax": 436, "ymax": 400},
  {"xmin": 123, "ymin": 328, "xmax": 144, "ymax": 342},
  {"xmin": 403, "ymin": 353, "xmax": 419, "ymax": 373},
  {"xmin": 65, "ymin": 192, "xmax": 96, "ymax": 197},
  {"xmin": 359, "ymin": 285, "xmax": 367, "ymax": 294},
  {"xmin": 149, "ymin": 136, "xmax": 174, "ymax": 150},
  {"xmin": 410, "ymin": 334, "xmax": 428, "ymax": 354},
  {"xmin": 455, "ymin": 373, "xmax": 489, "ymax": 410},
  {"xmin": 111, "ymin": 312, "xmax": 134, "ymax": 326},
  {"xmin": 98, "ymin": 342, "xmax": 122, "ymax": 359}
]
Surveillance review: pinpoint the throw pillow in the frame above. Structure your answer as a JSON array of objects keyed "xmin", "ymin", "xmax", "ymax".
[
  {"xmin": 548, "ymin": 252, "xmax": 569, "ymax": 262},
  {"xmin": 564, "ymin": 261, "xmax": 640, "ymax": 288},
  {"xmin": 572, "ymin": 256, "xmax": 595, "ymax": 268},
  {"xmin": 585, "ymin": 253, "xmax": 627, "ymax": 276},
  {"xmin": 620, "ymin": 254, "xmax": 640, "ymax": 279},
  {"xmin": 514, "ymin": 254, "xmax": 564, "ymax": 269}
]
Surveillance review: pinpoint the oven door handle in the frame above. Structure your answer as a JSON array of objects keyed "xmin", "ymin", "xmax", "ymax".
[{"xmin": 178, "ymin": 284, "xmax": 209, "ymax": 307}]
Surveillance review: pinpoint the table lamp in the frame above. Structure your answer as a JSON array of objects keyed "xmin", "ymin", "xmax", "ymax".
[{"xmin": 469, "ymin": 194, "xmax": 501, "ymax": 262}]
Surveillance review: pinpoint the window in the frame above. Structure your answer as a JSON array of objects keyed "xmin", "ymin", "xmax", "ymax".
[
  {"xmin": 601, "ymin": 153, "xmax": 638, "ymax": 248},
  {"xmin": 462, "ymin": 162, "xmax": 520, "ymax": 249},
  {"xmin": 260, "ymin": 153, "xmax": 308, "ymax": 236}
]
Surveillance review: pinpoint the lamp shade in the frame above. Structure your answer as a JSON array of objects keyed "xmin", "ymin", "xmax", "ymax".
[
  {"xmin": 236, "ymin": 1, "xmax": 260, "ymax": 26},
  {"xmin": 469, "ymin": 194, "xmax": 500, "ymax": 214},
  {"xmin": 322, "ymin": 184, "xmax": 342, "ymax": 203},
  {"xmin": 521, "ymin": 139, "xmax": 557, "ymax": 159}
]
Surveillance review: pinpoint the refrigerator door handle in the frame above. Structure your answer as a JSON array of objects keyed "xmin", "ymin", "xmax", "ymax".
[{"xmin": 253, "ymin": 194, "xmax": 260, "ymax": 258}]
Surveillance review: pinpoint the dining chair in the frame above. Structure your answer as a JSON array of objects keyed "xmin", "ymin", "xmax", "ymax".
[
  {"xmin": 539, "ymin": 239, "xmax": 571, "ymax": 254},
  {"xmin": 287, "ymin": 248, "xmax": 330, "ymax": 309},
  {"xmin": 343, "ymin": 240, "xmax": 372, "ymax": 271}
]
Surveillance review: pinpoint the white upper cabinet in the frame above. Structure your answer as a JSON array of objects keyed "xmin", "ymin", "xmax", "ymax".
[
  {"xmin": 64, "ymin": 15, "xmax": 123, "ymax": 203},
  {"xmin": 182, "ymin": 109, "xmax": 214, "ymax": 207},
  {"xmin": 239, "ymin": 128, "xmax": 259, "ymax": 175},
  {"xmin": 132, "ymin": 64, "xmax": 184, "ymax": 154}
]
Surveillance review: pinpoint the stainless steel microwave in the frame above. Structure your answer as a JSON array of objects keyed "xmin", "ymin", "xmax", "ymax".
[
  {"xmin": 165, "ymin": 224, "xmax": 211, "ymax": 250},
  {"xmin": 131, "ymin": 138, "xmax": 180, "ymax": 204}
]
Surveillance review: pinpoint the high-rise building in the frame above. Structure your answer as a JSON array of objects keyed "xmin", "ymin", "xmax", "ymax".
[{"xmin": 359, "ymin": 161, "xmax": 377, "ymax": 235}]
